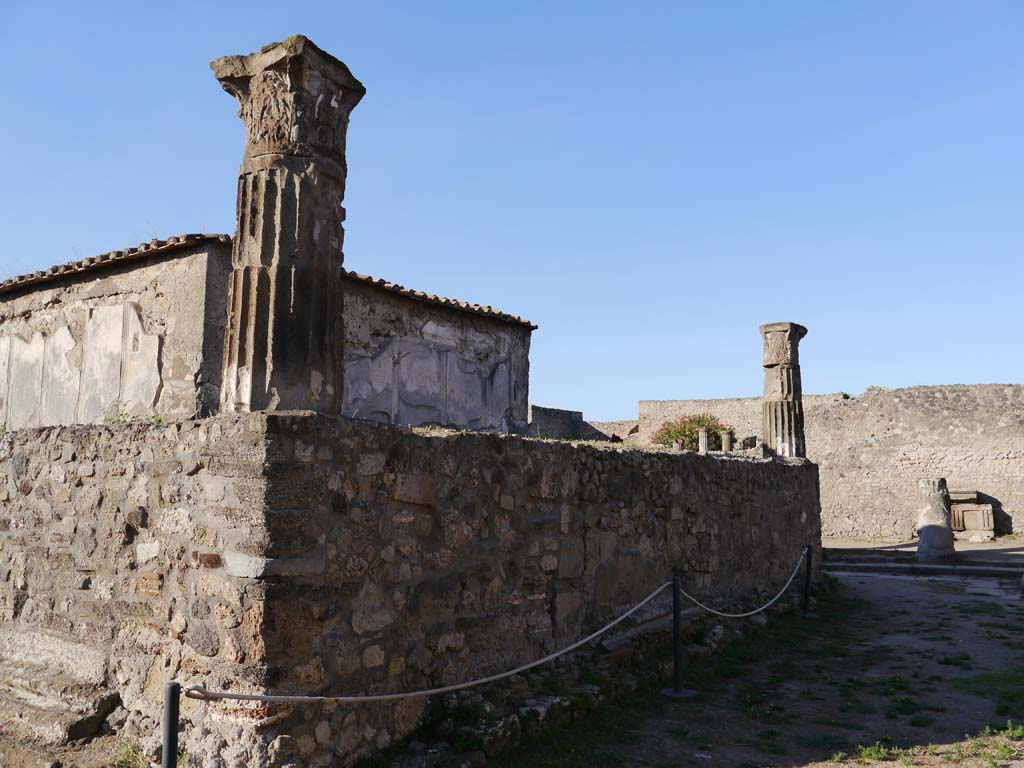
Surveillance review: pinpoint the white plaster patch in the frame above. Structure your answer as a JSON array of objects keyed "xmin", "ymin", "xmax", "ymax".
[
  {"xmin": 8, "ymin": 333, "xmax": 45, "ymax": 430},
  {"xmin": 421, "ymin": 320, "xmax": 457, "ymax": 348},
  {"xmin": 120, "ymin": 303, "xmax": 161, "ymax": 417},
  {"xmin": 0, "ymin": 336, "xmax": 10, "ymax": 429},
  {"xmin": 77, "ymin": 305, "xmax": 124, "ymax": 424},
  {"xmin": 40, "ymin": 326, "xmax": 81, "ymax": 426}
]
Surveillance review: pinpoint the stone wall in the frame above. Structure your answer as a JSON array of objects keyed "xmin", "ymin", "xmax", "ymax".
[
  {"xmin": 246, "ymin": 415, "xmax": 820, "ymax": 765},
  {"xmin": 638, "ymin": 394, "xmax": 844, "ymax": 446},
  {"xmin": 0, "ymin": 241, "xmax": 233, "ymax": 429},
  {"xmin": 0, "ymin": 414, "xmax": 820, "ymax": 766},
  {"xmin": 637, "ymin": 385, "xmax": 1024, "ymax": 538},
  {"xmin": 343, "ymin": 277, "xmax": 532, "ymax": 433},
  {"xmin": 0, "ymin": 416, "xmax": 272, "ymax": 757}
]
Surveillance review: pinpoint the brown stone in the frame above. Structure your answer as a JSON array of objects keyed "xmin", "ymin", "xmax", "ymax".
[
  {"xmin": 192, "ymin": 551, "xmax": 224, "ymax": 569},
  {"xmin": 137, "ymin": 572, "xmax": 162, "ymax": 599}
]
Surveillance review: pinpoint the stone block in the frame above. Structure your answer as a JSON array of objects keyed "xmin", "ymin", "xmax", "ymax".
[
  {"xmin": 557, "ymin": 536, "xmax": 585, "ymax": 578},
  {"xmin": 394, "ymin": 473, "xmax": 436, "ymax": 506},
  {"xmin": 192, "ymin": 552, "xmax": 224, "ymax": 569},
  {"xmin": 138, "ymin": 572, "xmax": 163, "ymax": 599}
]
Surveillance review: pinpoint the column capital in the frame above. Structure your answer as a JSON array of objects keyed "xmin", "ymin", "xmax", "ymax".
[
  {"xmin": 212, "ymin": 35, "xmax": 366, "ymax": 168},
  {"xmin": 759, "ymin": 322, "xmax": 808, "ymax": 367}
]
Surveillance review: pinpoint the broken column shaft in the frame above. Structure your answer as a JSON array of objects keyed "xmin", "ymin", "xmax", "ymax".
[
  {"xmin": 760, "ymin": 322, "xmax": 808, "ymax": 458},
  {"xmin": 213, "ymin": 36, "xmax": 365, "ymax": 413}
]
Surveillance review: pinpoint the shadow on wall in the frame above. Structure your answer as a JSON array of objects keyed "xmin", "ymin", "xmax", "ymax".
[{"xmin": 983, "ymin": 493, "xmax": 1014, "ymax": 535}]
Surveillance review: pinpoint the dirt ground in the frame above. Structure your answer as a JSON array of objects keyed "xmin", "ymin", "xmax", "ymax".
[{"xmin": 494, "ymin": 573, "xmax": 1024, "ymax": 768}]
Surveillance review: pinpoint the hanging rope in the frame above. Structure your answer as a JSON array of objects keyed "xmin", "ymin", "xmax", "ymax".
[
  {"xmin": 677, "ymin": 547, "xmax": 808, "ymax": 618},
  {"xmin": 185, "ymin": 580, "xmax": 672, "ymax": 705}
]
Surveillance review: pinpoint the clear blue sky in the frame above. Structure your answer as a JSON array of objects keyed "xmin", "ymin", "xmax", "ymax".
[{"xmin": 1, "ymin": 2, "xmax": 1021, "ymax": 419}]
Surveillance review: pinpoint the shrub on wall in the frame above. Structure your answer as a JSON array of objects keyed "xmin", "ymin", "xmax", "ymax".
[{"xmin": 653, "ymin": 413, "xmax": 732, "ymax": 451}]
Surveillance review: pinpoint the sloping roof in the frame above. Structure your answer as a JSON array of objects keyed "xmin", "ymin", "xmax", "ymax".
[
  {"xmin": 0, "ymin": 234, "xmax": 231, "ymax": 297},
  {"xmin": 342, "ymin": 270, "xmax": 537, "ymax": 329},
  {"xmin": 0, "ymin": 234, "xmax": 537, "ymax": 330}
]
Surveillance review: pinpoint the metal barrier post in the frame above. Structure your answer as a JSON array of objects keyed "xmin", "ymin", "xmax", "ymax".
[
  {"xmin": 661, "ymin": 567, "xmax": 697, "ymax": 699},
  {"xmin": 801, "ymin": 544, "xmax": 813, "ymax": 615},
  {"xmin": 163, "ymin": 682, "xmax": 181, "ymax": 768}
]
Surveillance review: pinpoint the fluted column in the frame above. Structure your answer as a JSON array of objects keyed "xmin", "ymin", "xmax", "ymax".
[
  {"xmin": 760, "ymin": 322, "xmax": 808, "ymax": 458},
  {"xmin": 212, "ymin": 36, "xmax": 365, "ymax": 413}
]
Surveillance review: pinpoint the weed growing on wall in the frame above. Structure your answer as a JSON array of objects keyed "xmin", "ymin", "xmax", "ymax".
[{"xmin": 652, "ymin": 413, "xmax": 731, "ymax": 451}]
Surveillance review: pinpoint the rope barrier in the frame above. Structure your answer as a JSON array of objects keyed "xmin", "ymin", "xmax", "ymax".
[
  {"xmin": 185, "ymin": 580, "xmax": 672, "ymax": 705},
  {"xmin": 677, "ymin": 547, "xmax": 807, "ymax": 618},
  {"xmin": 183, "ymin": 546, "xmax": 812, "ymax": 707}
]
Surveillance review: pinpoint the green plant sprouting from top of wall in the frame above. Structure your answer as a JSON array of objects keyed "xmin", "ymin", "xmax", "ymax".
[
  {"xmin": 652, "ymin": 413, "xmax": 731, "ymax": 451},
  {"xmin": 105, "ymin": 401, "xmax": 164, "ymax": 426}
]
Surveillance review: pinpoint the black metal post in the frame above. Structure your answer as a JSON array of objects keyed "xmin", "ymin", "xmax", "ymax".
[
  {"xmin": 671, "ymin": 567, "xmax": 683, "ymax": 692},
  {"xmin": 661, "ymin": 567, "xmax": 697, "ymax": 699},
  {"xmin": 801, "ymin": 544, "xmax": 813, "ymax": 615},
  {"xmin": 162, "ymin": 682, "xmax": 180, "ymax": 768}
]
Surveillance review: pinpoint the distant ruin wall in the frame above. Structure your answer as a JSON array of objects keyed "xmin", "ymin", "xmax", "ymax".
[
  {"xmin": 0, "ymin": 243, "xmax": 232, "ymax": 429},
  {"xmin": 343, "ymin": 278, "xmax": 532, "ymax": 433},
  {"xmin": 0, "ymin": 414, "xmax": 820, "ymax": 766},
  {"xmin": 638, "ymin": 385, "xmax": 1024, "ymax": 539}
]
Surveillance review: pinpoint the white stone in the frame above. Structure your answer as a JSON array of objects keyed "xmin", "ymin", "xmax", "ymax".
[
  {"xmin": 136, "ymin": 540, "xmax": 160, "ymax": 563},
  {"xmin": 225, "ymin": 551, "xmax": 268, "ymax": 579}
]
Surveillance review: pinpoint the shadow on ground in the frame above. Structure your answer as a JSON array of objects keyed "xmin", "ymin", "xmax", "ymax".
[{"xmin": 492, "ymin": 573, "xmax": 1024, "ymax": 768}]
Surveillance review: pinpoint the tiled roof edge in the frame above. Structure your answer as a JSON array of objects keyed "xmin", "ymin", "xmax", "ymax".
[
  {"xmin": 342, "ymin": 269, "xmax": 537, "ymax": 330},
  {"xmin": 0, "ymin": 234, "xmax": 232, "ymax": 297},
  {"xmin": 0, "ymin": 233, "xmax": 538, "ymax": 330}
]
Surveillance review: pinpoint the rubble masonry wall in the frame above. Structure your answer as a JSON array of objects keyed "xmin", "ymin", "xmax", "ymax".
[{"xmin": 0, "ymin": 413, "xmax": 819, "ymax": 766}]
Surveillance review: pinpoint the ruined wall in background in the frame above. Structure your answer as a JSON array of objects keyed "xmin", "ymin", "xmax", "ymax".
[
  {"xmin": 637, "ymin": 385, "xmax": 1024, "ymax": 539},
  {"xmin": 809, "ymin": 385, "xmax": 1024, "ymax": 539},
  {"xmin": 342, "ymin": 277, "xmax": 532, "ymax": 433},
  {"xmin": 0, "ymin": 243, "xmax": 232, "ymax": 429},
  {"xmin": 638, "ymin": 394, "xmax": 845, "ymax": 445}
]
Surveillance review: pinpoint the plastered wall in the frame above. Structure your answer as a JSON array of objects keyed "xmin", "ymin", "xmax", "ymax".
[
  {"xmin": 342, "ymin": 277, "xmax": 532, "ymax": 433},
  {"xmin": 0, "ymin": 243, "xmax": 232, "ymax": 428}
]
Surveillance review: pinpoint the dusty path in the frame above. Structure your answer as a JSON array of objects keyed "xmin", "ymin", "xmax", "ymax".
[{"xmin": 495, "ymin": 573, "xmax": 1024, "ymax": 768}]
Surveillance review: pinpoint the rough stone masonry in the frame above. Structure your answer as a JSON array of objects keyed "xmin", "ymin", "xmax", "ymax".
[{"xmin": 0, "ymin": 35, "xmax": 822, "ymax": 767}]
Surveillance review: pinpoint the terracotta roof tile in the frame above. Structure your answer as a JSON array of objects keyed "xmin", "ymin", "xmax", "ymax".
[
  {"xmin": 341, "ymin": 270, "xmax": 537, "ymax": 329},
  {"xmin": 0, "ymin": 234, "xmax": 231, "ymax": 297},
  {"xmin": 0, "ymin": 233, "xmax": 537, "ymax": 330}
]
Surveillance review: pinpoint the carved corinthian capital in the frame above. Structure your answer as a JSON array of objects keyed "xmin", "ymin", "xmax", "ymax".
[{"xmin": 212, "ymin": 37, "xmax": 365, "ymax": 414}]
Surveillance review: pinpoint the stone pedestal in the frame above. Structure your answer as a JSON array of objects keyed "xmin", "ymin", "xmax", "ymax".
[
  {"xmin": 759, "ymin": 322, "xmax": 807, "ymax": 458},
  {"xmin": 916, "ymin": 478, "xmax": 956, "ymax": 562},
  {"xmin": 721, "ymin": 430, "xmax": 734, "ymax": 452},
  {"xmin": 698, "ymin": 428, "xmax": 709, "ymax": 455},
  {"xmin": 213, "ymin": 36, "xmax": 365, "ymax": 413}
]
